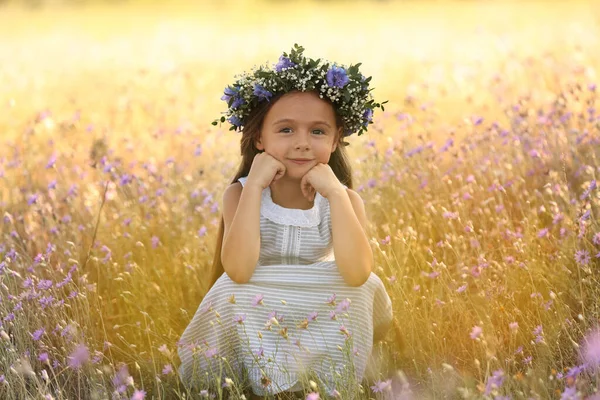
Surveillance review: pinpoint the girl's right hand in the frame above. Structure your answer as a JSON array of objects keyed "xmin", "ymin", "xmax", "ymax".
[{"xmin": 246, "ymin": 152, "xmax": 286, "ymax": 189}]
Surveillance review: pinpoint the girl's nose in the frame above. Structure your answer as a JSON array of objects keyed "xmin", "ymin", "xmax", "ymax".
[{"xmin": 294, "ymin": 135, "xmax": 310, "ymax": 150}]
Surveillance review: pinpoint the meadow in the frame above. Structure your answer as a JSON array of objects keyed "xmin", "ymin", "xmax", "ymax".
[{"xmin": 0, "ymin": 0, "xmax": 600, "ymax": 398}]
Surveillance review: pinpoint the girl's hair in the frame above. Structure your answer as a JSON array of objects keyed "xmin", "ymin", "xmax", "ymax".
[{"xmin": 208, "ymin": 91, "xmax": 354, "ymax": 289}]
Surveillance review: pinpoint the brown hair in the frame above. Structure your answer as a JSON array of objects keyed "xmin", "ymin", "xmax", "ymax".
[{"xmin": 208, "ymin": 91, "xmax": 354, "ymax": 288}]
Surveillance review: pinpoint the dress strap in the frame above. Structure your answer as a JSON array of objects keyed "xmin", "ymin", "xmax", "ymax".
[{"xmin": 238, "ymin": 176, "xmax": 248, "ymax": 187}]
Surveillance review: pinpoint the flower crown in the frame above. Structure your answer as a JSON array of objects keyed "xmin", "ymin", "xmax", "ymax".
[{"xmin": 212, "ymin": 44, "xmax": 387, "ymax": 136}]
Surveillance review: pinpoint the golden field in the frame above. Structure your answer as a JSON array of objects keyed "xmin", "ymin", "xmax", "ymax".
[{"xmin": 0, "ymin": 0, "xmax": 599, "ymax": 398}]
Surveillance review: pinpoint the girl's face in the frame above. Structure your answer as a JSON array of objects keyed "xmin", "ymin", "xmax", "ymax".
[{"xmin": 256, "ymin": 91, "xmax": 341, "ymax": 180}]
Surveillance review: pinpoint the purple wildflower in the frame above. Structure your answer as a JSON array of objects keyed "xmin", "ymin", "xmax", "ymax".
[
  {"xmin": 38, "ymin": 352, "xmax": 49, "ymax": 363},
  {"xmin": 275, "ymin": 55, "xmax": 296, "ymax": 72},
  {"xmin": 335, "ymin": 298, "xmax": 351, "ymax": 313},
  {"xmin": 37, "ymin": 280, "xmax": 53, "ymax": 290},
  {"xmin": 67, "ymin": 344, "xmax": 90, "ymax": 369},
  {"xmin": 581, "ymin": 327, "xmax": 600, "ymax": 369},
  {"xmin": 560, "ymin": 385, "xmax": 580, "ymax": 400},
  {"xmin": 228, "ymin": 115, "xmax": 243, "ymax": 127},
  {"xmin": 370, "ymin": 379, "xmax": 392, "ymax": 393},
  {"xmin": 46, "ymin": 154, "xmax": 57, "ymax": 169},
  {"xmin": 253, "ymin": 84, "xmax": 273, "ymax": 102},
  {"xmin": 32, "ymin": 328, "xmax": 45, "ymax": 341},
  {"xmin": 470, "ymin": 326, "xmax": 483, "ymax": 339},
  {"xmin": 221, "ymin": 86, "xmax": 239, "ymax": 103},
  {"xmin": 131, "ymin": 389, "xmax": 146, "ymax": 400},
  {"xmin": 326, "ymin": 293, "xmax": 336, "ymax": 305},
  {"xmin": 575, "ymin": 249, "xmax": 591, "ymax": 266},
  {"xmin": 162, "ymin": 364, "xmax": 173, "ymax": 375},
  {"xmin": 198, "ymin": 226, "xmax": 207, "ymax": 237},
  {"xmin": 28, "ymin": 194, "xmax": 39, "ymax": 205},
  {"xmin": 205, "ymin": 348, "xmax": 218, "ymax": 358},
  {"xmin": 151, "ymin": 236, "xmax": 160, "ymax": 249},
  {"xmin": 306, "ymin": 393, "xmax": 320, "ymax": 400},
  {"xmin": 593, "ymin": 232, "xmax": 600, "ymax": 245},
  {"xmin": 252, "ymin": 294, "xmax": 264, "ymax": 307},
  {"xmin": 326, "ymin": 65, "xmax": 349, "ymax": 88},
  {"xmin": 484, "ymin": 369, "xmax": 505, "ymax": 395},
  {"xmin": 580, "ymin": 180, "xmax": 596, "ymax": 200},
  {"xmin": 307, "ymin": 311, "xmax": 318, "ymax": 321},
  {"xmin": 234, "ymin": 314, "xmax": 246, "ymax": 324},
  {"xmin": 113, "ymin": 364, "xmax": 131, "ymax": 392},
  {"xmin": 537, "ymin": 228, "xmax": 549, "ymax": 238},
  {"xmin": 363, "ymin": 108, "xmax": 373, "ymax": 127}
]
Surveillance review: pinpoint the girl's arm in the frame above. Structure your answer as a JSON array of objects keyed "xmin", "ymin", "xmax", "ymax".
[
  {"xmin": 221, "ymin": 182, "xmax": 262, "ymax": 284},
  {"xmin": 328, "ymin": 188, "xmax": 373, "ymax": 287}
]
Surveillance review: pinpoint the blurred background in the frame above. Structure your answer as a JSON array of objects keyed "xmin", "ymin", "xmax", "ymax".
[{"xmin": 1, "ymin": 0, "xmax": 600, "ymax": 398}]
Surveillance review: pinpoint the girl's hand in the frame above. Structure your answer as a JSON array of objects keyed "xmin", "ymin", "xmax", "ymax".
[
  {"xmin": 300, "ymin": 163, "xmax": 346, "ymax": 201},
  {"xmin": 246, "ymin": 152, "xmax": 286, "ymax": 189}
]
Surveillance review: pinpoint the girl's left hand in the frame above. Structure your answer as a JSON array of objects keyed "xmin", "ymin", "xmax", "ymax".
[{"xmin": 300, "ymin": 163, "xmax": 346, "ymax": 201}]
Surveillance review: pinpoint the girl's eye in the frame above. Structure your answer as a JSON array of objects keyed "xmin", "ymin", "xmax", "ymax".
[
  {"xmin": 312, "ymin": 130, "xmax": 325, "ymax": 135},
  {"xmin": 279, "ymin": 128, "xmax": 292, "ymax": 133}
]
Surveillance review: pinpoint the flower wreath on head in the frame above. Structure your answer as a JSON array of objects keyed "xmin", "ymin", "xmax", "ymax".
[{"xmin": 212, "ymin": 44, "xmax": 387, "ymax": 137}]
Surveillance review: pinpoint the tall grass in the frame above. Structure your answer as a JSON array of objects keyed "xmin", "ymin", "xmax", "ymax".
[{"xmin": 0, "ymin": 0, "xmax": 599, "ymax": 398}]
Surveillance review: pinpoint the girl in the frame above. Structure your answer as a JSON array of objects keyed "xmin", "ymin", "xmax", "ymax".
[{"xmin": 177, "ymin": 45, "xmax": 393, "ymax": 399}]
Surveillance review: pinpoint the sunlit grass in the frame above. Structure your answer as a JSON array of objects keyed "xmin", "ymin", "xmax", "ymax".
[{"xmin": 0, "ymin": 0, "xmax": 599, "ymax": 398}]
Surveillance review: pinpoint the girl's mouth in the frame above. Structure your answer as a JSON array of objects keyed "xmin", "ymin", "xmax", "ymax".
[{"xmin": 289, "ymin": 159, "xmax": 313, "ymax": 165}]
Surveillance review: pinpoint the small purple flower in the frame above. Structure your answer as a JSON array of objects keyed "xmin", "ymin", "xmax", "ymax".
[
  {"xmin": 307, "ymin": 311, "xmax": 318, "ymax": 321},
  {"xmin": 67, "ymin": 344, "xmax": 90, "ymax": 369},
  {"xmin": 581, "ymin": 327, "xmax": 600, "ymax": 368},
  {"xmin": 162, "ymin": 364, "xmax": 173, "ymax": 375},
  {"xmin": 456, "ymin": 284, "xmax": 467, "ymax": 293},
  {"xmin": 32, "ymin": 328, "xmax": 45, "ymax": 341},
  {"xmin": 362, "ymin": 108, "xmax": 373, "ymax": 127},
  {"xmin": 46, "ymin": 154, "xmax": 57, "ymax": 169},
  {"xmin": 28, "ymin": 194, "xmax": 39, "ymax": 205},
  {"xmin": 37, "ymin": 280, "xmax": 53, "ymax": 291},
  {"xmin": 470, "ymin": 326, "xmax": 483, "ymax": 339},
  {"xmin": 221, "ymin": 86, "xmax": 244, "ymax": 109},
  {"xmin": 253, "ymin": 84, "xmax": 273, "ymax": 102},
  {"xmin": 580, "ymin": 180, "xmax": 596, "ymax": 200},
  {"xmin": 231, "ymin": 96, "xmax": 244, "ymax": 109},
  {"xmin": 151, "ymin": 236, "xmax": 160, "ymax": 249},
  {"xmin": 306, "ymin": 393, "xmax": 320, "ymax": 400},
  {"xmin": 38, "ymin": 352, "xmax": 49, "ymax": 363},
  {"xmin": 275, "ymin": 55, "xmax": 296, "ymax": 72},
  {"xmin": 131, "ymin": 389, "xmax": 146, "ymax": 400},
  {"xmin": 575, "ymin": 249, "xmax": 591, "ymax": 266},
  {"xmin": 335, "ymin": 298, "xmax": 351, "ymax": 313},
  {"xmin": 537, "ymin": 228, "xmax": 549, "ymax": 238},
  {"xmin": 205, "ymin": 347, "xmax": 218, "ymax": 358},
  {"xmin": 326, "ymin": 65, "xmax": 349, "ymax": 88},
  {"xmin": 228, "ymin": 115, "xmax": 243, "ymax": 127},
  {"xmin": 252, "ymin": 294, "xmax": 264, "ymax": 307},
  {"xmin": 484, "ymin": 369, "xmax": 505, "ymax": 395},
  {"xmin": 370, "ymin": 379, "xmax": 392, "ymax": 393},
  {"xmin": 113, "ymin": 364, "xmax": 131, "ymax": 391},
  {"xmin": 198, "ymin": 226, "xmax": 207, "ymax": 237},
  {"xmin": 234, "ymin": 314, "xmax": 246, "ymax": 324},
  {"xmin": 221, "ymin": 86, "xmax": 239, "ymax": 102},
  {"xmin": 593, "ymin": 232, "xmax": 600, "ymax": 246},
  {"xmin": 560, "ymin": 385, "xmax": 579, "ymax": 400}
]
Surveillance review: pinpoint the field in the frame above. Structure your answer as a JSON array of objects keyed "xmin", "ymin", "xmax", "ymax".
[{"xmin": 1, "ymin": 0, "xmax": 600, "ymax": 398}]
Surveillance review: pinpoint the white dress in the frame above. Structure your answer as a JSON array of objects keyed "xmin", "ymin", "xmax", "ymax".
[{"xmin": 177, "ymin": 176, "xmax": 393, "ymax": 397}]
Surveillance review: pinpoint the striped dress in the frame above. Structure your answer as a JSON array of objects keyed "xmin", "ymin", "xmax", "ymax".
[{"xmin": 177, "ymin": 176, "xmax": 393, "ymax": 397}]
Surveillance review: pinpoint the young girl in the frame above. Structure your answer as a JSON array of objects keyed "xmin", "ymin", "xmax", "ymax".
[{"xmin": 177, "ymin": 45, "xmax": 393, "ymax": 399}]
